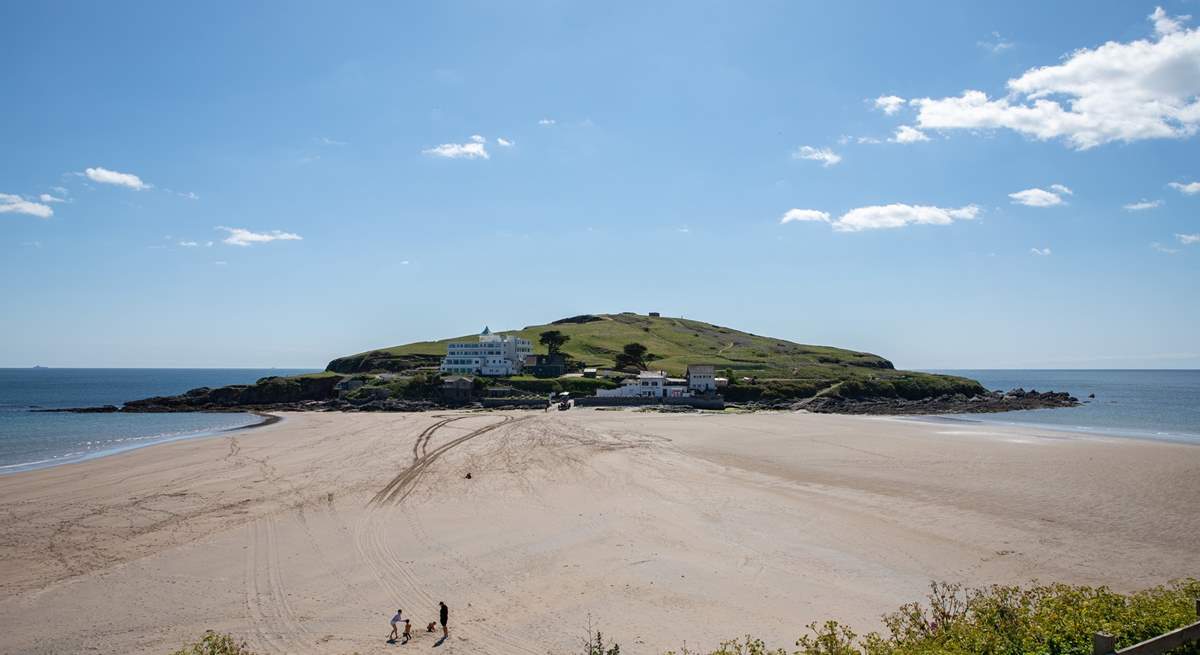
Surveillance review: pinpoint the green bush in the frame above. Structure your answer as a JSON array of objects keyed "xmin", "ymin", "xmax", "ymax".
[
  {"xmin": 664, "ymin": 580, "xmax": 1200, "ymax": 655},
  {"xmin": 169, "ymin": 631, "xmax": 254, "ymax": 655}
]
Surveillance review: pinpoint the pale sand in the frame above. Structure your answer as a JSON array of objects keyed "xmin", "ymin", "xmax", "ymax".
[{"xmin": 1, "ymin": 410, "xmax": 1197, "ymax": 654}]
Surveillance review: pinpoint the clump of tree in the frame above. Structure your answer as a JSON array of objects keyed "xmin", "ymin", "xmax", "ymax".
[
  {"xmin": 539, "ymin": 330, "xmax": 570, "ymax": 356},
  {"xmin": 170, "ymin": 631, "xmax": 254, "ymax": 655},
  {"xmin": 614, "ymin": 342, "xmax": 657, "ymax": 370}
]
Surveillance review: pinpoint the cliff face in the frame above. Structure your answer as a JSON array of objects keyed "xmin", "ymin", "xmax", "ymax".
[{"xmin": 122, "ymin": 375, "xmax": 342, "ymax": 411}]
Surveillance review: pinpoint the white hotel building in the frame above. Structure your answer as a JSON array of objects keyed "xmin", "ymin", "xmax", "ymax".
[{"xmin": 439, "ymin": 327, "xmax": 533, "ymax": 376}]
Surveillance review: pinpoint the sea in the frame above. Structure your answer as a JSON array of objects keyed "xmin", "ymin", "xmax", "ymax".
[
  {"xmin": 0, "ymin": 368, "xmax": 1197, "ymax": 474},
  {"xmin": 927, "ymin": 369, "xmax": 1200, "ymax": 445},
  {"xmin": 0, "ymin": 368, "xmax": 317, "ymax": 474}
]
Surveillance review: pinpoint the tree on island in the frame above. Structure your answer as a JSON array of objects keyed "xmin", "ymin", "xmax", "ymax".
[
  {"xmin": 538, "ymin": 330, "xmax": 570, "ymax": 357},
  {"xmin": 614, "ymin": 342, "xmax": 653, "ymax": 370}
]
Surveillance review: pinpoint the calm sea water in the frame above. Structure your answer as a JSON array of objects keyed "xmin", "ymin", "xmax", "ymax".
[
  {"xmin": 0, "ymin": 368, "xmax": 317, "ymax": 474},
  {"xmin": 929, "ymin": 369, "xmax": 1200, "ymax": 444},
  {"xmin": 2, "ymin": 368, "xmax": 1196, "ymax": 474}
]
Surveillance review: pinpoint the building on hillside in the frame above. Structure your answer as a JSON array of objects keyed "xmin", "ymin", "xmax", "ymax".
[
  {"xmin": 524, "ymin": 353, "xmax": 568, "ymax": 378},
  {"xmin": 441, "ymin": 376, "xmax": 475, "ymax": 403},
  {"xmin": 439, "ymin": 326, "xmax": 533, "ymax": 376},
  {"xmin": 686, "ymin": 364, "xmax": 717, "ymax": 392},
  {"xmin": 595, "ymin": 370, "xmax": 693, "ymax": 398}
]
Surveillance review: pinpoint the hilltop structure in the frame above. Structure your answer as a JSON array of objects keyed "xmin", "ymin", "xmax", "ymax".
[{"xmin": 438, "ymin": 327, "xmax": 533, "ymax": 376}]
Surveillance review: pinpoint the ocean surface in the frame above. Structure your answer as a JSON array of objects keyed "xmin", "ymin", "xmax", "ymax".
[
  {"xmin": 0, "ymin": 368, "xmax": 317, "ymax": 474},
  {"xmin": 1, "ymin": 368, "xmax": 1197, "ymax": 474},
  {"xmin": 928, "ymin": 369, "xmax": 1200, "ymax": 444}
]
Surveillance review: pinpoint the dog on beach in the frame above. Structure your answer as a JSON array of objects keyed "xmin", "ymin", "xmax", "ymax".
[{"xmin": 427, "ymin": 622, "xmax": 437, "ymax": 633}]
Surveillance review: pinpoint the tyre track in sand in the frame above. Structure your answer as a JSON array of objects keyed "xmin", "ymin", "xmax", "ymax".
[{"xmin": 371, "ymin": 415, "xmax": 528, "ymax": 507}]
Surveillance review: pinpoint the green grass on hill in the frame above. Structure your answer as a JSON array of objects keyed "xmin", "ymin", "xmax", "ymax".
[
  {"xmin": 323, "ymin": 313, "xmax": 986, "ymax": 400},
  {"xmin": 330, "ymin": 313, "xmax": 891, "ymax": 377}
]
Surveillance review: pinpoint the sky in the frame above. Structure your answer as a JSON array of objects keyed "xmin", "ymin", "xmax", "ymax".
[{"xmin": 1, "ymin": 1, "xmax": 1198, "ymax": 369}]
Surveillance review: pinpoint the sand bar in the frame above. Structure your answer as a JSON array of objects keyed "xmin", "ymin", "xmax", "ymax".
[{"xmin": 0, "ymin": 410, "xmax": 1197, "ymax": 654}]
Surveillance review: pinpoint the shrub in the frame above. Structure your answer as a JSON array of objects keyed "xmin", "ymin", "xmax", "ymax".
[{"xmin": 169, "ymin": 631, "xmax": 255, "ymax": 655}]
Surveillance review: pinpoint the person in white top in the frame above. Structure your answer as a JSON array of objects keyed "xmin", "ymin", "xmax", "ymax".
[{"xmin": 389, "ymin": 609, "xmax": 404, "ymax": 641}]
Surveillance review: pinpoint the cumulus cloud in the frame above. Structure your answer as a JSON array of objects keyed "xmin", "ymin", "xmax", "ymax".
[
  {"xmin": 832, "ymin": 204, "xmax": 980, "ymax": 232},
  {"xmin": 496, "ymin": 137, "xmax": 514, "ymax": 147},
  {"xmin": 780, "ymin": 208, "xmax": 832, "ymax": 224},
  {"xmin": 910, "ymin": 8, "xmax": 1200, "ymax": 149},
  {"xmin": 38, "ymin": 193, "xmax": 66, "ymax": 203},
  {"xmin": 422, "ymin": 136, "xmax": 489, "ymax": 159},
  {"xmin": 1151, "ymin": 6, "xmax": 1191, "ymax": 36},
  {"xmin": 1009, "ymin": 185, "xmax": 1071, "ymax": 207},
  {"xmin": 1030, "ymin": 247, "xmax": 1053, "ymax": 256},
  {"xmin": 793, "ymin": 145, "xmax": 842, "ymax": 166},
  {"xmin": 538, "ymin": 118, "xmax": 556, "ymax": 126},
  {"xmin": 890, "ymin": 125, "xmax": 930, "ymax": 143},
  {"xmin": 1124, "ymin": 199, "xmax": 1163, "ymax": 211},
  {"xmin": 0, "ymin": 193, "xmax": 54, "ymax": 218},
  {"xmin": 85, "ymin": 166, "xmax": 150, "ymax": 190},
  {"xmin": 217, "ymin": 226, "xmax": 303, "ymax": 247},
  {"xmin": 1178, "ymin": 233, "xmax": 1200, "ymax": 245},
  {"xmin": 1169, "ymin": 181, "xmax": 1200, "ymax": 194},
  {"xmin": 874, "ymin": 95, "xmax": 906, "ymax": 115}
]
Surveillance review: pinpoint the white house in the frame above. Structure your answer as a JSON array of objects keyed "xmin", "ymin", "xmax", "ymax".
[
  {"xmin": 439, "ymin": 327, "xmax": 534, "ymax": 376},
  {"xmin": 596, "ymin": 370, "xmax": 693, "ymax": 398},
  {"xmin": 686, "ymin": 364, "xmax": 717, "ymax": 392}
]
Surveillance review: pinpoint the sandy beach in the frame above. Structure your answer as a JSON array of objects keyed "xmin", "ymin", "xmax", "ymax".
[{"xmin": 0, "ymin": 410, "xmax": 1197, "ymax": 655}]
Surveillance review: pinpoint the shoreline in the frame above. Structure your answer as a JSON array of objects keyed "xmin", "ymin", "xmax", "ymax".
[{"xmin": 0, "ymin": 410, "xmax": 283, "ymax": 477}]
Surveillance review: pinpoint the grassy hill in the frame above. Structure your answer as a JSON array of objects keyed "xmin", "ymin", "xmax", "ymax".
[{"xmin": 326, "ymin": 313, "xmax": 985, "ymax": 400}]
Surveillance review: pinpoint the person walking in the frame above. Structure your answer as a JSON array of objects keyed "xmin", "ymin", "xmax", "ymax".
[
  {"xmin": 438, "ymin": 601, "xmax": 449, "ymax": 639},
  {"xmin": 389, "ymin": 608, "xmax": 404, "ymax": 641}
]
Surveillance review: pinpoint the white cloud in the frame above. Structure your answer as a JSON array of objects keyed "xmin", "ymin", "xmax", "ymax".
[
  {"xmin": 214, "ymin": 260, "xmax": 228, "ymax": 266},
  {"xmin": 977, "ymin": 31, "xmax": 1014, "ymax": 53},
  {"xmin": 874, "ymin": 95, "xmax": 906, "ymax": 115},
  {"xmin": 496, "ymin": 137, "xmax": 514, "ymax": 147},
  {"xmin": 538, "ymin": 118, "xmax": 556, "ymax": 126},
  {"xmin": 911, "ymin": 9, "xmax": 1200, "ymax": 149},
  {"xmin": 1030, "ymin": 247, "xmax": 1052, "ymax": 256},
  {"xmin": 832, "ymin": 204, "xmax": 980, "ymax": 232},
  {"xmin": 319, "ymin": 137, "xmax": 347, "ymax": 146},
  {"xmin": 1124, "ymin": 199, "xmax": 1163, "ymax": 211},
  {"xmin": 780, "ymin": 208, "xmax": 831, "ymax": 224},
  {"xmin": 217, "ymin": 226, "xmax": 303, "ymax": 247},
  {"xmin": 38, "ymin": 193, "xmax": 66, "ymax": 203},
  {"xmin": 1178, "ymin": 233, "xmax": 1200, "ymax": 245},
  {"xmin": 856, "ymin": 136, "xmax": 883, "ymax": 144},
  {"xmin": 422, "ymin": 136, "xmax": 489, "ymax": 159},
  {"xmin": 793, "ymin": 145, "xmax": 842, "ymax": 167},
  {"xmin": 0, "ymin": 193, "xmax": 53, "ymax": 218},
  {"xmin": 401, "ymin": 260, "xmax": 410, "ymax": 265},
  {"xmin": 51, "ymin": 186, "xmax": 68, "ymax": 196},
  {"xmin": 85, "ymin": 166, "xmax": 150, "ymax": 190},
  {"xmin": 890, "ymin": 125, "xmax": 930, "ymax": 143},
  {"xmin": 1151, "ymin": 6, "xmax": 1190, "ymax": 36},
  {"xmin": 179, "ymin": 241, "xmax": 200, "ymax": 247},
  {"xmin": 1151, "ymin": 241, "xmax": 1179, "ymax": 254},
  {"xmin": 178, "ymin": 191, "xmax": 199, "ymax": 200},
  {"xmin": 1009, "ymin": 186, "xmax": 1071, "ymax": 207},
  {"xmin": 1168, "ymin": 181, "xmax": 1200, "ymax": 194}
]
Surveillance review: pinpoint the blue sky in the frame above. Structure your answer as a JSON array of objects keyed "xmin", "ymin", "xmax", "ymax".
[{"xmin": 2, "ymin": 1, "xmax": 1198, "ymax": 369}]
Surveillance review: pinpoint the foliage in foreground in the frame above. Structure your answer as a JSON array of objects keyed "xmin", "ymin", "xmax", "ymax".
[
  {"xmin": 666, "ymin": 580, "xmax": 1200, "ymax": 655},
  {"xmin": 169, "ymin": 631, "xmax": 254, "ymax": 655}
]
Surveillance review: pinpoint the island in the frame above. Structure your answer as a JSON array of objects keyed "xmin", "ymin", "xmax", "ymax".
[{"xmin": 73, "ymin": 313, "xmax": 1078, "ymax": 414}]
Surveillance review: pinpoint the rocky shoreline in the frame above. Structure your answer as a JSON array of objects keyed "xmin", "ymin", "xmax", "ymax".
[{"xmin": 45, "ymin": 384, "xmax": 1079, "ymax": 416}]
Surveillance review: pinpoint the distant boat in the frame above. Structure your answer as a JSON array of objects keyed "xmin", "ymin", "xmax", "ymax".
[{"xmin": 31, "ymin": 365, "xmax": 48, "ymax": 369}]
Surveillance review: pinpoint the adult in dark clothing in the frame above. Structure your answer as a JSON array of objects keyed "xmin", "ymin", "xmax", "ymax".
[{"xmin": 439, "ymin": 601, "xmax": 449, "ymax": 639}]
